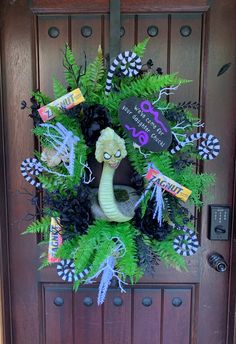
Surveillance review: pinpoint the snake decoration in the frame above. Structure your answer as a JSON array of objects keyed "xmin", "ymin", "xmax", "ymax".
[{"xmin": 95, "ymin": 127, "xmax": 133, "ymax": 222}]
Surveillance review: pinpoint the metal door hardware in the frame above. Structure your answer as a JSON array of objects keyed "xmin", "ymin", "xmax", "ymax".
[
  {"xmin": 208, "ymin": 205, "xmax": 230, "ymax": 240},
  {"xmin": 208, "ymin": 253, "xmax": 228, "ymax": 272}
]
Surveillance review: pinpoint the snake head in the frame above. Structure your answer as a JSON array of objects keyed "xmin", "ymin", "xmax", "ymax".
[{"xmin": 95, "ymin": 127, "xmax": 127, "ymax": 169}]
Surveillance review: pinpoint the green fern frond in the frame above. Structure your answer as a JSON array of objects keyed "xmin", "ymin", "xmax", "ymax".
[
  {"xmin": 150, "ymin": 151, "xmax": 176, "ymax": 179},
  {"xmin": 99, "ymin": 73, "xmax": 190, "ymax": 126},
  {"xmin": 151, "ymin": 231, "xmax": 188, "ymax": 271},
  {"xmin": 23, "ymin": 216, "xmax": 51, "ymax": 234},
  {"xmin": 125, "ymin": 138, "xmax": 147, "ymax": 175},
  {"xmin": 63, "ymin": 43, "xmax": 82, "ymax": 89},
  {"xmin": 32, "ymin": 90, "xmax": 52, "ymax": 106},
  {"xmin": 132, "ymin": 38, "xmax": 150, "ymax": 57},
  {"xmin": 53, "ymin": 78, "xmax": 67, "ymax": 99},
  {"xmin": 39, "ymin": 258, "xmax": 51, "ymax": 270},
  {"xmin": 80, "ymin": 51, "xmax": 105, "ymax": 100}
]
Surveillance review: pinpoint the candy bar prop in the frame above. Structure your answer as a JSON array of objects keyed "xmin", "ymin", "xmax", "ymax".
[
  {"xmin": 105, "ymin": 51, "xmax": 142, "ymax": 94},
  {"xmin": 48, "ymin": 218, "xmax": 63, "ymax": 263},
  {"xmin": 38, "ymin": 88, "xmax": 84, "ymax": 122},
  {"xmin": 119, "ymin": 97, "xmax": 172, "ymax": 152},
  {"xmin": 20, "ymin": 158, "xmax": 43, "ymax": 188},
  {"xmin": 145, "ymin": 167, "xmax": 192, "ymax": 202},
  {"xmin": 135, "ymin": 165, "xmax": 192, "ymax": 226},
  {"xmin": 171, "ymin": 132, "xmax": 220, "ymax": 160},
  {"xmin": 173, "ymin": 228, "xmax": 199, "ymax": 256}
]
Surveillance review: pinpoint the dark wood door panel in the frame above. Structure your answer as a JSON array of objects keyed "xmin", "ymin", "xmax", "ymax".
[
  {"xmin": 74, "ymin": 288, "xmax": 103, "ymax": 344},
  {"xmin": 133, "ymin": 288, "xmax": 162, "ymax": 344},
  {"xmin": 137, "ymin": 14, "xmax": 169, "ymax": 73},
  {"xmin": 163, "ymin": 288, "xmax": 192, "ymax": 344},
  {"xmin": 38, "ymin": 16, "xmax": 69, "ymax": 96},
  {"xmin": 42, "ymin": 284, "xmax": 194, "ymax": 344},
  {"xmin": 43, "ymin": 285, "xmax": 74, "ymax": 344},
  {"xmin": 71, "ymin": 15, "xmax": 105, "ymax": 65},
  {"xmin": 169, "ymin": 13, "xmax": 202, "ymax": 104},
  {"xmin": 103, "ymin": 289, "xmax": 132, "ymax": 344}
]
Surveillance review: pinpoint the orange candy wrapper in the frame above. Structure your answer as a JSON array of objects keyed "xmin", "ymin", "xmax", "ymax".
[
  {"xmin": 146, "ymin": 168, "xmax": 192, "ymax": 202},
  {"xmin": 48, "ymin": 218, "xmax": 63, "ymax": 263},
  {"xmin": 38, "ymin": 88, "xmax": 85, "ymax": 122}
]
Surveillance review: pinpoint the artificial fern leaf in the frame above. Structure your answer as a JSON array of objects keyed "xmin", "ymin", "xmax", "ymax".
[
  {"xmin": 53, "ymin": 78, "xmax": 67, "ymax": 99},
  {"xmin": 151, "ymin": 231, "xmax": 188, "ymax": 271},
  {"xmin": 32, "ymin": 90, "xmax": 52, "ymax": 106},
  {"xmin": 39, "ymin": 258, "xmax": 51, "ymax": 270},
  {"xmin": 63, "ymin": 43, "xmax": 83, "ymax": 89},
  {"xmin": 23, "ymin": 216, "xmax": 51, "ymax": 234},
  {"xmin": 132, "ymin": 38, "xmax": 150, "ymax": 57},
  {"xmin": 64, "ymin": 43, "xmax": 76, "ymax": 65},
  {"xmin": 80, "ymin": 49, "xmax": 104, "ymax": 100}
]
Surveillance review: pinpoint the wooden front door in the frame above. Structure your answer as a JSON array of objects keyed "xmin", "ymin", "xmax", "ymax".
[{"xmin": 1, "ymin": 0, "xmax": 236, "ymax": 343}]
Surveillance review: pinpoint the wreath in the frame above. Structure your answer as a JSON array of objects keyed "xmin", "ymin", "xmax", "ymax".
[{"xmin": 20, "ymin": 39, "xmax": 219, "ymax": 305}]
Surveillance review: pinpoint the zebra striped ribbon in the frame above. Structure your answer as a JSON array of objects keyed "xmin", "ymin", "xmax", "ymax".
[
  {"xmin": 173, "ymin": 228, "xmax": 199, "ymax": 256},
  {"xmin": 170, "ymin": 132, "xmax": 220, "ymax": 160},
  {"xmin": 57, "ymin": 259, "xmax": 90, "ymax": 283},
  {"xmin": 105, "ymin": 51, "xmax": 142, "ymax": 94},
  {"xmin": 20, "ymin": 158, "xmax": 43, "ymax": 188}
]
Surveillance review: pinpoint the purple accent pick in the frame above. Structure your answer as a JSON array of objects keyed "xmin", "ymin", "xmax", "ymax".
[
  {"xmin": 140, "ymin": 100, "xmax": 168, "ymax": 133},
  {"xmin": 125, "ymin": 125, "xmax": 149, "ymax": 146}
]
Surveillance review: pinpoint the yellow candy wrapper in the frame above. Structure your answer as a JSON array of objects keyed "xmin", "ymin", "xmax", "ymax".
[
  {"xmin": 38, "ymin": 88, "xmax": 85, "ymax": 122},
  {"xmin": 48, "ymin": 217, "xmax": 63, "ymax": 263},
  {"xmin": 146, "ymin": 168, "xmax": 192, "ymax": 202}
]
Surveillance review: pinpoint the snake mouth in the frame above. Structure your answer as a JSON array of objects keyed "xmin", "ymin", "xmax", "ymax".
[{"xmin": 109, "ymin": 162, "xmax": 120, "ymax": 169}]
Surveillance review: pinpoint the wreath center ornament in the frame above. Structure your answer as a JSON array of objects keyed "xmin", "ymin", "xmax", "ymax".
[
  {"xmin": 95, "ymin": 127, "xmax": 134, "ymax": 222},
  {"xmin": 119, "ymin": 97, "xmax": 172, "ymax": 151},
  {"xmin": 20, "ymin": 40, "xmax": 220, "ymax": 306}
]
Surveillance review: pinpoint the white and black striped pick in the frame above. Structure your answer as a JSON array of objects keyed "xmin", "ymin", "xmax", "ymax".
[
  {"xmin": 170, "ymin": 132, "xmax": 220, "ymax": 160},
  {"xmin": 173, "ymin": 229, "xmax": 199, "ymax": 256},
  {"xmin": 57, "ymin": 259, "xmax": 78, "ymax": 282},
  {"xmin": 57, "ymin": 259, "xmax": 91, "ymax": 282},
  {"xmin": 105, "ymin": 51, "xmax": 142, "ymax": 95},
  {"xmin": 20, "ymin": 157, "xmax": 43, "ymax": 188}
]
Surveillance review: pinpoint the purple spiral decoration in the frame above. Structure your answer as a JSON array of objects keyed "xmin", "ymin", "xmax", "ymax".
[{"xmin": 125, "ymin": 125, "xmax": 149, "ymax": 146}]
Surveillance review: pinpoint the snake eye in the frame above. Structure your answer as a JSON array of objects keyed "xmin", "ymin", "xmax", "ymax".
[
  {"xmin": 104, "ymin": 152, "xmax": 111, "ymax": 160},
  {"xmin": 115, "ymin": 150, "xmax": 121, "ymax": 158}
]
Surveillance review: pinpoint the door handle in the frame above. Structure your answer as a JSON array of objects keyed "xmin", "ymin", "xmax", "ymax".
[{"xmin": 208, "ymin": 253, "xmax": 228, "ymax": 272}]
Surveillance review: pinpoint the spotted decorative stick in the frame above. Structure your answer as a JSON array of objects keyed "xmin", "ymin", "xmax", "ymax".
[
  {"xmin": 105, "ymin": 51, "xmax": 142, "ymax": 95},
  {"xmin": 173, "ymin": 229, "xmax": 199, "ymax": 256},
  {"xmin": 20, "ymin": 158, "xmax": 43, "ymax": 188},
  {"xmin": 57, "ymin": 259, "xmax": 90, "ymax": 282},
  {"xmin": 170, "ymin": 132, "xmax": 220, "ymax": 160}
]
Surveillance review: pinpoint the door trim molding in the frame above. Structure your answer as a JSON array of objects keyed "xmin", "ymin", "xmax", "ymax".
[
  {"xmin": 29, "ymin": 0, "xmax": 212, "ymax": 14},
  {"xmin": 0, "ymin": 21, "xmax": 13, "ymax": 344}
]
